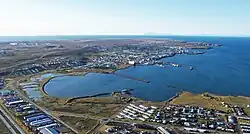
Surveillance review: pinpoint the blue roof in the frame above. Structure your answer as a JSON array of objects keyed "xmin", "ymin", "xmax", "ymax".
[
  {"xmin": 0, "ymin": 89, "xmax": 12, "ymax": 94},
  {"xmin": 26, "ymin": 114, "xmax": 47, "ymax": 122}
]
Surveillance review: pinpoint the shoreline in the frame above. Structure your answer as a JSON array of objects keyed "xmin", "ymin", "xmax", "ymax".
[{"xmin": 40, "ymin": 72, "xmax": 89, "ymax": 96}]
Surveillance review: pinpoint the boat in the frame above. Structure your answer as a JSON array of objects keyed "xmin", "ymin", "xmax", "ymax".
[{"xmin": 156, "ymin": 64, "xmax": 164, "ymax": 68}]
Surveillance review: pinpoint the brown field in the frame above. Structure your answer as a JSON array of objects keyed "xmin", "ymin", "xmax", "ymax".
[
  {"xmin": 170, "ymin": 91, "xmax": 250, "ymax": 114},
  {"xmin": 38, "ymin": 96, "xmax": 124, "ymax": 118},
  {"xmin": 59, "ymin": 115, "xmax": 98, "ymax": 134},
  {"xmin": 0, "ymin": 120, "xmax": 10, "ymax": 134}
]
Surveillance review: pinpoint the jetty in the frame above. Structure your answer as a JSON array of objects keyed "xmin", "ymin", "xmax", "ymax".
[
  {"xmin": 65, "ymin": 89, "xmax": 134, "ymax": 103},
  {"xmin": 112, "ymin": 72, "xmax": 150, "ymax": 83}
]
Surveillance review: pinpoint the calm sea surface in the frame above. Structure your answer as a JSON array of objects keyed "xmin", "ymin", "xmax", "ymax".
[{"xmin": 5, "ymin": 36, "xmax": 249, "ymax": 101}]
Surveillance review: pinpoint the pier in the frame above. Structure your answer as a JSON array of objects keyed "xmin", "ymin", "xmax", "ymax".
[{"xmin": 112, "ymin": 72, "xmax": 150, "ymax": 83}]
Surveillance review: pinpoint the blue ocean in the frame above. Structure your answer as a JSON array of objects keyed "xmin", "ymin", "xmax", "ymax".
[{"xmin": 2, "ymin": 35, "xmax": 250, "ymax": 101}]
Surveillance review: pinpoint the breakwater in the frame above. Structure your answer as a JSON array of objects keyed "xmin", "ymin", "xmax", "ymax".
[
  {"xmin": 167, "ymin": 91, "xmax": 182, "ymax": 102},
  {"xmin": 112, "ymin": 72, "xmax": 150, "ymax": 83},
  {"xmin": 66, "ymin": 89, "xmax": 133, "ymax": 103},
  {"xmin": 66, "ymin": 93, "xmax": 111, "ymax": 103}
]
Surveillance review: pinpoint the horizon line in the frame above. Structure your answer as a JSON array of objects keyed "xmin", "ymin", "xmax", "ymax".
[{"xmin": 0, "ymin": 34, "xmax": 249, "ymax": 38}]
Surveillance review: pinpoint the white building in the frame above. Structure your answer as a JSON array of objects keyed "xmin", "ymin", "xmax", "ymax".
[{"xmin": 128, "ymin": 60, "xmax": 135, "ymax": 65}]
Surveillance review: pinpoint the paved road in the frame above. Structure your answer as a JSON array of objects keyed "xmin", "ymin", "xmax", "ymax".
[
  {"xmin": 15, "ymin": 89, "xmax": 79, "ymax": 134},
  {"xmin": 0, "ymin": 106, "xmax": 25, "ymax": 134}
]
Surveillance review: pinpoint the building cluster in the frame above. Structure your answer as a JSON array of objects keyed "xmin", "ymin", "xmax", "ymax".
[
  {"xmin": 87, "ymin": 43, "xmax": 204, "ymax": 69},
  {"xmin": 0, "ymin": 39, "xmax": 213, "ymax": 78},
  {"xmin": 232, "ymin": 105, "xmax": 247, "ymax": 116},
  {"xmin": 0, "ymin": 78, "xmax": 4, "ymax": 89},
  {"xmin": 104, "ymin": 120, "xmax": 170, "ymax": 134},
  {"xmin": 237, "ymin": 116, "xmax": 250, "ymax": 133},
  {"xmin": 12, "ymin": 58, "xmax": 86, "ymax": 76},
  {"xmin": 116, "ymin": 104, "xmax": 240, "ymax": 133},
  {"xmin": 0, "ymin": 89, "xmax": 72, "ymax": 134},
  {"xmin": 117, "ymin": 104, "xmax": 158, "ymax": 121},
  {"xmin": 154, "ymin": 105, "xmax": 238, "ymax": 133},
  {"xmin": 7, "ymin": 42, "xmax": 55, "ymax": 46}
]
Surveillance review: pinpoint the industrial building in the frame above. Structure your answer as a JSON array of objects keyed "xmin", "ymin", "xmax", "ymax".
[
  {"xmin": 0, "ymin": 89, "xmax": 65, "ymax": 133},
  {"xmin": 0, "ymin": 89, "xmax": 14, "ymax": 97},
  {"xmin": 39, "ymin": 127, "xmax": 59, "ymax": 134}
]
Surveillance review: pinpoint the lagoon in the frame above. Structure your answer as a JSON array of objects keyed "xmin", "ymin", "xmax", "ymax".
[{"xmin": 44, "ymin": 36, "xmax": 250, "ymax": 101}]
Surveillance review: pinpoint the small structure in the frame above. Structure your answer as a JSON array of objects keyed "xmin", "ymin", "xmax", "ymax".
[
  {"xmin": 128, "ymin": 60, "xmax": 135, "ymax": 65},
  {"xmin": 39, "ymin": 127, "xmax": 59, "ymax": 134},
  {"xmin": 228, "ymin": 115, "xmax": 237, "ymax": 124},
  {"xmin": 157, "ymin": 127, "xmax": 170, "ymax": 134}
]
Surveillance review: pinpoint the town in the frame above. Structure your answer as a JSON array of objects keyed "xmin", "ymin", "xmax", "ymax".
[{"xmin": 0, "ymin": 39, "xmax": 218, "ymax": 77}]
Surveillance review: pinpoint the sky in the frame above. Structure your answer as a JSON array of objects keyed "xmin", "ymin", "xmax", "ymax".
[{"xmin": 0, "ymin": 0, "xmax": 249, "ymax": 36}]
